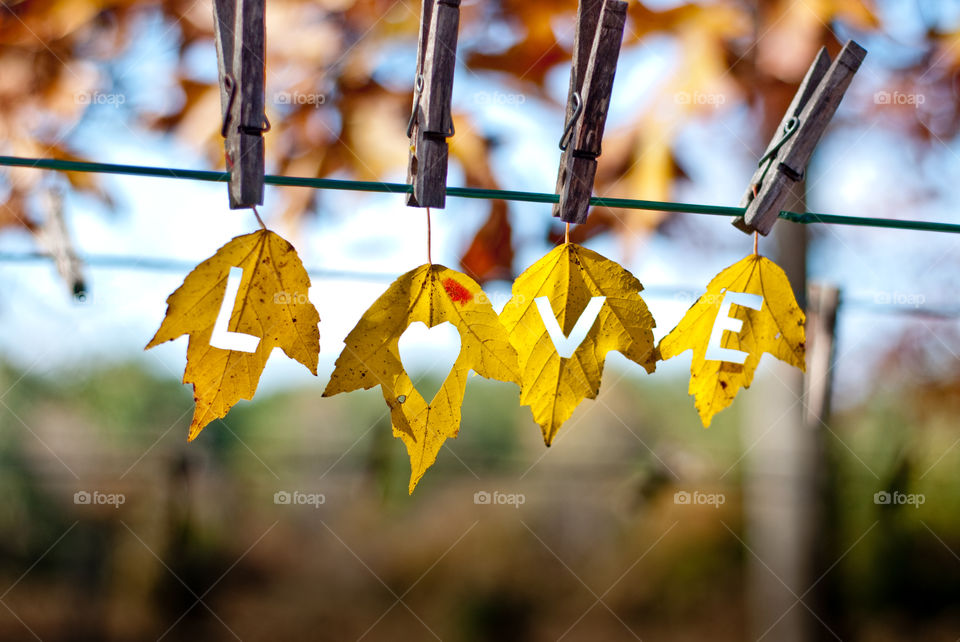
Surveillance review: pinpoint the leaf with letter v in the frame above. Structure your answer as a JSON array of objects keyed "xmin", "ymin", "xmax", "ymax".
[{"xmin": 499, "ymin": 243, "xmax": 657, "ymax": 445}]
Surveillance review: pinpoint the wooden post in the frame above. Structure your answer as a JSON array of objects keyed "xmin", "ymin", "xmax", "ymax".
[
  {"xmin": 805, "ymin": 283, "xmax": 844, "ymax": 641},
  {"xmin": 805, "ymin": 284, "xmax": 839, "ymax": 427},
  {"xmin": 742, "ymin": 182, "xmax": 817, "ymax": 642},
  {"xmin": 738, "ymin": 43, "xmax": 858, "ymax": 638},
  {"xmin": 742, "ymin": 240, "xmax": 846, "ymax": 642}
]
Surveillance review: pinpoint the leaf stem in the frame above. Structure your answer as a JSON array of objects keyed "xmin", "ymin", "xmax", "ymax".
[{"xmin": 251, "ymin": 206, "xmax": 267, "ymax": 231}]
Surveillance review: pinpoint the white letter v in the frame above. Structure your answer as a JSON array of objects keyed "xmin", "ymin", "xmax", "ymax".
[{"xmin": 535, "ymin": 296, "xmax": 606, "ymax": 359}]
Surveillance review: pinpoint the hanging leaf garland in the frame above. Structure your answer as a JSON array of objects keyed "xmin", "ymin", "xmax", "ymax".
[
  {"xmin": 146, "ymin": 229, "xmax": 321, "ymax": 440},
  {"xmin": 143, "ymin": 230, "xmax": 809, "ymax": 488}
]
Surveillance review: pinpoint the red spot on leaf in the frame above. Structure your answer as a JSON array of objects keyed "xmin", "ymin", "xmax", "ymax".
[{"xmin": 443, "ymin": 278, "xmax": 472, "ymax": 306}]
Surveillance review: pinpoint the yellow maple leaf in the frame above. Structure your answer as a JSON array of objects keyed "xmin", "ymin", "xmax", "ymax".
[
  {"xmin": 146, "ymin": 230, "xmax": 320, "ymax": 440},
  {"xmin": 323, "ymin": 264, "xmax": 519, "ymax": 493},
  {"xmin": 499, "ymin": 243, "xmax": 657, "ymax": 446},
  {"xmin": 659, "ymin": 254, "xmax": 805, "ymax": 427}
]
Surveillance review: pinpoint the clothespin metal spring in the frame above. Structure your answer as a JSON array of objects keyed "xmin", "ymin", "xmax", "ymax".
[
  {"xmin": 220, "ymin": 74, "xmax": 271, "ymax": 139},
  {"xmin": 407, "ymin": 74, "xmax": 454, "ymax": 140},
  {"xmin": 749, "ymin": 116, "xmax": 801, "ymax": 199},
  {"xmin": 558, "ymin": 92, "xmax": 583, "ymax": 152},
  {"xmin": 406, "ymin": 74, "xmax": 425, "ymax": 138}
]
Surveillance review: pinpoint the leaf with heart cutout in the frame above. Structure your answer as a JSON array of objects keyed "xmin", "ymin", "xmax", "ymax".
[
  {"xmin": 499, "ymin": 243, "xmax": 657, "ymax": 446},
  {"xmin": 146, "ymin": 230, "xmax": 320, "ymax": 440},
  {"xmin": 323, "ymin": 264, "xmax": 519, "ymax": 493},
  {"xmin": 658, "ymin": 254, "xmax": 805, "ymax": 427}
]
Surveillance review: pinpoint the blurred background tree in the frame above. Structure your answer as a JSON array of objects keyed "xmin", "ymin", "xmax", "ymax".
[{"xmin": 4, "ymin": 0, "xmax": 952, "ymax": 261}]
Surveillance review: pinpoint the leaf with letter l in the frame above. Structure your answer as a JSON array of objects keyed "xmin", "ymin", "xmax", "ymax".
[
  {"xmin": 146, "ymin": 230, "xmax": 320, "ymax": 440},
  {"xmin": 323, "ymin": 264, "xmax": 518, "ymax": 493},
  {"xmin": 658, "ymin": 254, "xmax": 805, "ymax": 427},
  {"xmin": 499, "ymin": 243, "xmax": 657, "ymax": 446}
]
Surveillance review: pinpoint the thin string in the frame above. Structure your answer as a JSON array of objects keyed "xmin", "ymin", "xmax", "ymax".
[
  {"xmin": 3, "ymin": 156, "xmax": 960, "ymax": 235},
  {"xmin": 426, "ymin": 207, "xmax": 433, "ymax": 265},
  {"xmin": 565, "ymin": 222, "xmax": 570, "ymax": 244},
  {"xmin": 251, "ymin": 205, "xmax": 267, "ymax": 230}
]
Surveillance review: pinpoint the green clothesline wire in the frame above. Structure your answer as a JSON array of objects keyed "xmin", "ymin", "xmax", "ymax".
[{"xmin": 3, "ymin": 155, "xmax": 960, "ymax": 235}]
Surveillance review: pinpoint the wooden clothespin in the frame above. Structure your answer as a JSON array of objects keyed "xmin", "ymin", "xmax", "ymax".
[
  {"xmin": 213, "ymin": 0, "xmax": 269, "ymax": 209},
  {"xmin": 553, "ymin": 0, "xmax": 628, "ymax": 224},
  {"xmin": 406, "ymin": 0, "xmax": 461, "ymax": 208},
  {"xmin": 734, "ymin": 40, "xmax": 866, "ymax": 235}
]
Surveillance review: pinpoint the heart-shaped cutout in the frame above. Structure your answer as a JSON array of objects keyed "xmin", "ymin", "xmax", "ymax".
[{"xmin": 397, "ymin": 321, "xmax": 462, "ymax": 404}]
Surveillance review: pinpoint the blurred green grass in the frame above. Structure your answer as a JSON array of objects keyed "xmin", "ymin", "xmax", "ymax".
[{"xmin": 0, "ymin": 359, "xmax": 957, "ymax": 640}]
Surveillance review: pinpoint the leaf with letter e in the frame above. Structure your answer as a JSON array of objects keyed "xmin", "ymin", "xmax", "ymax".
[
  {"xmin": 146, "ymin": 230, "xmax": 320, "ymax": 440},
  {"xmin": 499, "ymin": 243, "xmax": 657, "ymax": 446},
  {"xmin": 323, "ymin": 265, "xmax": 518, "ymax": 494},
  {"xmin": 659, "ymin": 254, "xmax": 805, "ymax": 427}
]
